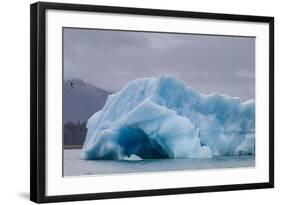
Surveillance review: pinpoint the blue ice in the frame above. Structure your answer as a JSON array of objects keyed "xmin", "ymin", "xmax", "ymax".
[{"xmin": 81, "ymin": 75, "xmax": 255, "ymax": 160}]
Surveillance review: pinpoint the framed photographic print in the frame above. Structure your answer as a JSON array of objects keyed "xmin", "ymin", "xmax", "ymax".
[{"xmin": 30, "ymin": 2, "xmax": 274, "ymax": 203}]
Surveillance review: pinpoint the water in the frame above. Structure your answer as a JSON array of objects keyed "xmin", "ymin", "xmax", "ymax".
[{"xmin": 63, "ymin": 149, "xmax": 255, "ymax": 176}]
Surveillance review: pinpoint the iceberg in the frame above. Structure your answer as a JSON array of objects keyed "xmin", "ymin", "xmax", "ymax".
[{"xmin": 81, "ymin": 75, "xmax": 255, "ymax": 160}]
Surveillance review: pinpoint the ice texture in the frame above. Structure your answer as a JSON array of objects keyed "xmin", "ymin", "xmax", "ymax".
[{"xmin": 81, "ymin": 75, "xmax": 255, "ymax": 160}]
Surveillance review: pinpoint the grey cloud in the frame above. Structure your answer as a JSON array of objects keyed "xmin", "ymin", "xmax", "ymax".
[{"xmin": 64, "ymin": 28, "xmax": 255, "ymax": 101}]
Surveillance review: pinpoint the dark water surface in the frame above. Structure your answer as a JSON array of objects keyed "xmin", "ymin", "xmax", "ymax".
[{"xmin": 63, "ymin": 149, "xmax": 255, "ymax": 176}]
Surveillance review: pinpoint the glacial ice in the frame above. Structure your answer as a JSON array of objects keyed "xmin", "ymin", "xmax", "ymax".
[{"xmin": 81, "ymin": 75, "xmax": 255, "ymax": 160}]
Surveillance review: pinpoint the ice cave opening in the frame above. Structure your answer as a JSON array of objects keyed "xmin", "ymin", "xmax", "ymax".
[{"xmin": 117, "ymin": 127, "xmax": 170, "ymax": 159}]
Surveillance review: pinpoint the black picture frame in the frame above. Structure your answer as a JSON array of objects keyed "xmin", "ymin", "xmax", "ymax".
[{"xmin": 30, "ymin": 1, "xmax": 274, "ymax": 203}]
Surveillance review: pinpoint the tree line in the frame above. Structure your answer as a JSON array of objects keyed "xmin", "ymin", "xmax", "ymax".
[{"xmin": 64, "ymin": 121, "xmax": 87, "ymax": 146}]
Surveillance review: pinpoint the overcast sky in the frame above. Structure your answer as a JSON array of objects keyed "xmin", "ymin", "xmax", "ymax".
[{"xmin": 64, "ymin": 28, "xmax": 255, "ymax": 101}]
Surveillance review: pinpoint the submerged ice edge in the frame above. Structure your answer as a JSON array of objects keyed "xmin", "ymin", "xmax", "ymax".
[{"xmin": 81, "ymin": 75, "xmax": 255, "ymax": 160}]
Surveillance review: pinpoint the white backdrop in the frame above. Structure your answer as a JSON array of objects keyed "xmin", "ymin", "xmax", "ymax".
[{"xmin": 0, "ymin": 0, "xmax": 279, "ymax": 204}]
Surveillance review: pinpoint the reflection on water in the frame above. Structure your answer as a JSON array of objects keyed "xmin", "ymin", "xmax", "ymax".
[{"xmin": 63, "ymin": 149, "xmax": 255, "ymax": 177}]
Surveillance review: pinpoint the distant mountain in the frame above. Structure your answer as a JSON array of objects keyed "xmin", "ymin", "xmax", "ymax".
[{"xmin": 64, "ymin": 79, "xmax": 111, "ymax": 123}]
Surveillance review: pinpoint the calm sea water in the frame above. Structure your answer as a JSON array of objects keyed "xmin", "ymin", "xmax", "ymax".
[{"xmin": 63, "ymin": 149, "xmax": 255, "ymax": 176}]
